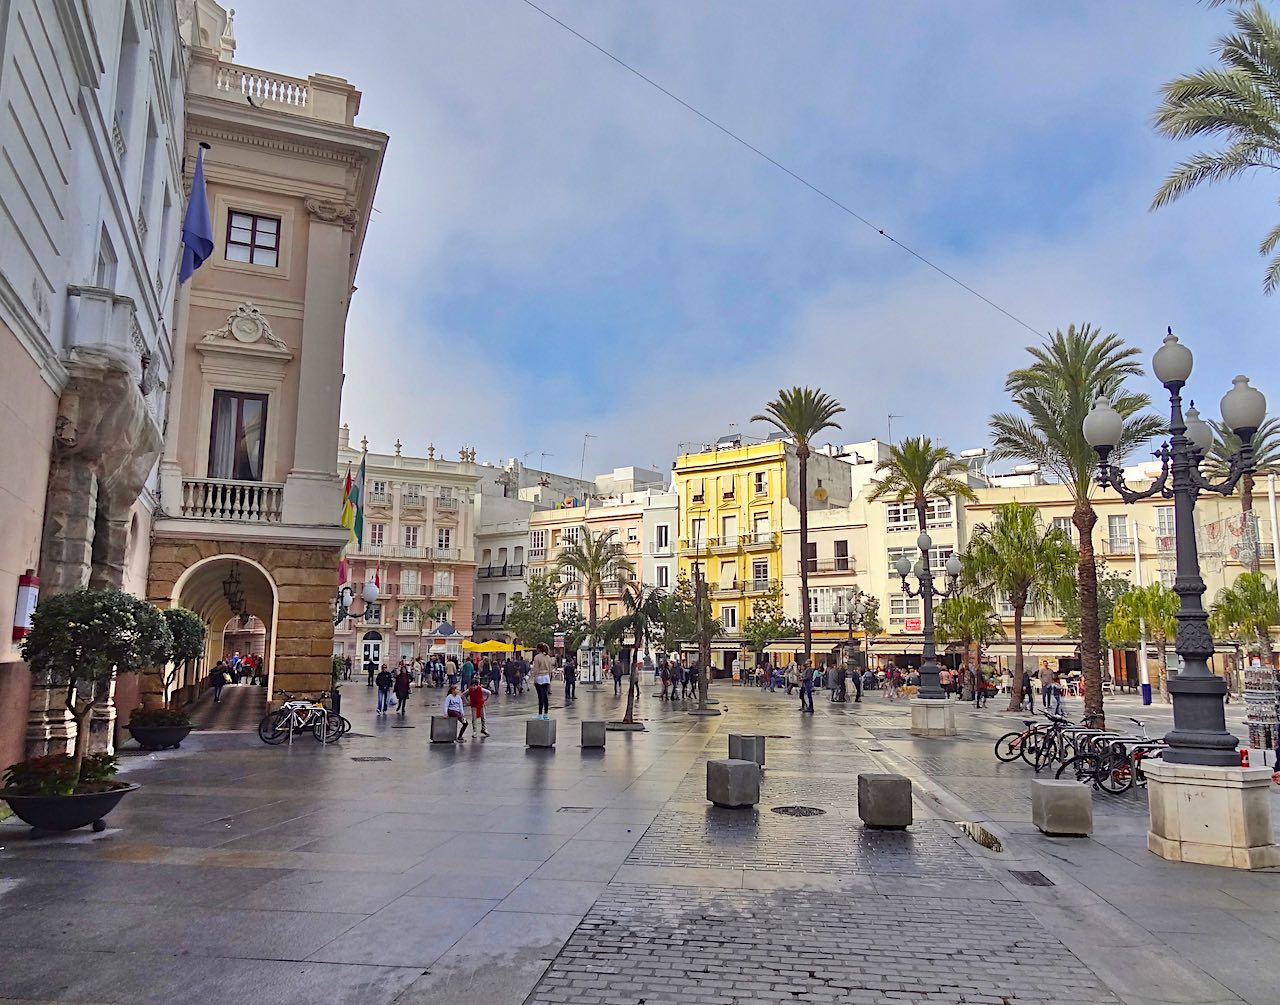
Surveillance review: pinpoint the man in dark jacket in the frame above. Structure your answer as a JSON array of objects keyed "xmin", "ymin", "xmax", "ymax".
[
  {"xmin": 799, "ymin": 660, "xmax": 815, "ymax": 714},
  {"xmin": 375, "ymin": 666, "xmax": 394, "ymax": 715}
]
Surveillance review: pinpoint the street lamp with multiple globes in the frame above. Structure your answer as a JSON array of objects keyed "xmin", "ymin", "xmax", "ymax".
[
  {"xmin": 1083, "ymin": 328, "xmax": 1267, "ymax": 766},
  {"xmin": 832, "ymin": 587, "xmax": 873, "ymax": 702},
  {"xmin": 895, "ymin": 534, "xmax": 963, "ymax": 701},
  {"xmin": 334, "ymin": 577, "xmax": 380, "ymax": 626}
]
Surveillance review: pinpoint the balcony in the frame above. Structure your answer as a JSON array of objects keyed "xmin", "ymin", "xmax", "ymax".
[
  {"xmin": 478, "ymin": 563, "xmax": 526, "ymax": 580},
  {"xmin": 429, "ymin": 584, "xmax": 458, "ymax": 600},
  {"xmin": 649, "ymin": 540, "xmax": 675, "ymax": 557},
  {"xmin": 744, "ymin": 578, "xmax": 776, "ymax": 594},
  {"xmin": 1101, "ymin": 537, "xmax": 1134, "ymax": 556},
  {"xmin": 1156, "ymin": 535, "xmax": 1176, "ymax": 554},
  {"xmin": 709, "ymin": 536, "xmax": 740, "ymax": 554},
  {"xmin": 435, "ymin": 497, "xmax": 460, "ymax": 512},
  {"xmin": 710, "ymin": 580, "xmax": 745, "ymax": 596},
  {"xmin": 742, "ymin": 531, "xmax": 777, "ymax": 550},
  {"xmin": 799, "ymin": 558, "xmax": 857, "ymax": 575},
  {"xmin": 398, "ymin": 584, "xmax": 426, "ymax": 599},
  {"xmin": 402, "ymin": 494, "xmax": 424, "ymax": 510},
  {"xmin": 530, "ymin": 547, "xmax": 547, "ymax": 561},
  {"xmin": 179, "ymin": 478, "xmax": 284, "ymax": 523},
  {"xmin": 473, "ymin": 612, "xmax": 506, "ymax": 628},
  {"xmin": 366, "ymin": 492, "xmax": 390, "ymax": 509}
]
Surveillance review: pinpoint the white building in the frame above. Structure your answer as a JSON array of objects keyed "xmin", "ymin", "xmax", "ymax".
[{"xmin": 641, "ymin": 489, "xmax": 679, "ymax": 592}]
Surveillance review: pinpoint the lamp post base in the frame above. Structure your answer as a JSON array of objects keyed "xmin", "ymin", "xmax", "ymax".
[
  {"xmin": 1144, "ymin": 758, "xmax": 1280, "ymax": 870},
  {"xmin": 909, "ymin": 698, "xmax": 956, "ymax": 737}
]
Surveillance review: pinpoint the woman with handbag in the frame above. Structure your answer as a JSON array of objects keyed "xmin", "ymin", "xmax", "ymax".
[{"xmin": 532, "ymin": 642, "xmax": 554, "ymax": 718}]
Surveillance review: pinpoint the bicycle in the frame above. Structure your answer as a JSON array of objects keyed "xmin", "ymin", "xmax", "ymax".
[
  {"xmin": 1056, "ymin": 718, "xmax": 1165, "ymax": 793},
  {"xmin": 1031, "ymin": 712, "xmax": 1106, "ymax": 773},
  {"xmin": 258, "ymin": 692, "xmax": 346, "ymax": 745}
]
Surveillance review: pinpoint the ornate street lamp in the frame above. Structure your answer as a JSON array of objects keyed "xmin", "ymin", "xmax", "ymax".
[
  {"xmin": 334, "ymin": 576, "xmax": 380, "ymax": 626},
  {"xmin": 832, "ymin": 587, "xmax": 872, "ymax": 703},
  {"xmin": 895, "ymin": 533, "xmax": 962, "ymax": 701},
  {"xmin": 1083, "ymin": 328, "xmax": 1266, "ymax": 766}
]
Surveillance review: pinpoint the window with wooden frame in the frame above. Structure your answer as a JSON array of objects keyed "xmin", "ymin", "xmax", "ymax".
[
  {"xmin": 208, "ymin": 390, "xmax": 267, "ymax": 481},
  {"xmin": 225, "ymin": 210, "xmax": 280, "ymax": 267}
]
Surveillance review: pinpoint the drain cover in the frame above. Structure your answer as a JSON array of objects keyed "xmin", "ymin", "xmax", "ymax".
[
  {"xmin": 391, "ymin": 725, "xmax": 416, "ymax": 729},
  {"xmin": 764, "ymin": 734, "xmax": 791, "ymax": 740},
  {"xmin": 771, "ymin": 805, "xmax": 826, "ymax": 817},
  {"xmin": 1010, "ymin": 870, "xmax": 1054, "ymax": 887},
  {"xmin": 556, "ymin": 806, "xmax": 594, "ymax": 814},
  {"xmin": 351, "ymin": 756, "xmax": 392, "ymax": 762}
]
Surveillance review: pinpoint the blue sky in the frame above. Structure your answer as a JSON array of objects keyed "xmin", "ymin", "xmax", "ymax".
[{"xmin": 237, "ymin": 1, "xmax": 1277, "ymax": 474}]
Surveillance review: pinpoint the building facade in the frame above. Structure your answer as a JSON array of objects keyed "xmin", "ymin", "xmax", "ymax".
[
  {"xmin": 333, "ymin": 433, "xmax": 479, "ymax": 666},
  {"xmin": 144, "ymin": 7, "xmax": 386, "ymax": 707},
  {"xmin": 0, "ymin": 0, "xmax": 189, "ymax": 760}
]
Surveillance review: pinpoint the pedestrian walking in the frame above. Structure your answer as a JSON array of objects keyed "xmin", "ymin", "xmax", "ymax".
[
  {"xmin": 659, "ymin": 663, "xmax": 670, "ymax": 700},
  {"xmin": 532, "ymin": 642, "xmax": 554, "ymax": 717},
  {"xmin": 375, "ymin": 666, "xmax": 394, "ymax": 715},
  {"xmin": 564, "ymin": 659, "xmax": 578, "ymax": 702},
  {"xmin": 394, "ymin": 665, "xmax": 412, "ymax": 714},
  {"xmin": 365, "ymin": 660, "xmax": 375, "ymax": 687},
  {"xmin": 210, "ymin": 661, "xmax": 228, "ymax": 703},
  {"xmin": 1021, "ymin": 669, "xmax": 1035, "ymax": 711},
  {"xmin": 467, "ymin": 678, "xmax": 490, "ymax": 737},
  {"xmin": 444, "ymin": 685, "xmax": 468, "ymax": 740},
  {"xmin": 612, "ymin": 660, "xmax": 623, "ymax": 696},
  {"xmin": 343, "ymin": 655, "xmax": 352, "ymax": 681},
  {"xmin": 1039, "ymin": 661, "xmax": 1055, "ymax": 709},
  {"xmin": 799, "ymin": 660, "xmax": 815, "ymax": 713},
  {"xmin": 886, "ymin": 668, "xmax": 900, "ymax": 701}
]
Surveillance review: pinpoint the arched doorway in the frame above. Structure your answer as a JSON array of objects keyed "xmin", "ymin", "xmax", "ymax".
[
  {"xmin": 361, "ymin": 630, "xmax": 383, "ymax": 669},
  {"xmin": 170, "ymin": 554, "xmax": 280, "ymax": 700}
]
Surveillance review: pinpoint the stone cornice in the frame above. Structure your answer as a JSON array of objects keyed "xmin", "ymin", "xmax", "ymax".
[{"xmin": 304, "ymin": 198, "xmax": 360, "ymax": 229}]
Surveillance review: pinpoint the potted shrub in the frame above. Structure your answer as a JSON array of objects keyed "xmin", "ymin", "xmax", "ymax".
[
  {"xmin": 3, "ymin": 587, "xmax": 172, "ymax": 832},
  {"xmin": 127, "ymin": 607, "xmax": 206, "ymax": 750}
]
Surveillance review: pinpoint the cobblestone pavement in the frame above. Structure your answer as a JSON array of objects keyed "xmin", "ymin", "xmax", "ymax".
[{"xmin": 3, "ymin": 681, "xmax": 1277, "ymax": 1004}]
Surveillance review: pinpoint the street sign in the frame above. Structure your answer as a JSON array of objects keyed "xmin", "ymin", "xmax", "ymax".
[
  {"xmin": 554, "ymin": 632, "xmax": 565, "ymax": 649},
  {"xmin": 905, "ymin": 618, "xmax": 922, "ymax": 632}
]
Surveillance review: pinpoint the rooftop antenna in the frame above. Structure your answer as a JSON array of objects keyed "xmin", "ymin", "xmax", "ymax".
[
  {"xmin": 887, "ymin": 414, "xmax": 904, "ymax": 443},
  {"xmin": 540, "ymin": 451, "xmax": 553, "ymax": 470},
  {"xmin": 579, "ymin": 433, "xmax": 596, "ymax": 481}
]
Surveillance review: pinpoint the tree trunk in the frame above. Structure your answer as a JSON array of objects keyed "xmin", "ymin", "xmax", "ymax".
[
  {"xmin": 798, "ymin": 449, "xmax": 812, "ymax": 665},
  {"xmin": 1258, "ymin": 624, "xmax": 1274, "ymax": 668},
  {"xmin": 1073, "ymin": 499, "xmax": 1103, "ymax": 723},
  {"xmin": 66, "ymin": 681, "xmax": 96, "ymax": 787},
  {"xmin": 1240, "ymin": 478, "xmax": 1262, "ymax": 574},
  {"xmin": 588, "ymin": 589, "xmax": 598, "ymax": 683},
  {"xmin": 1006, "ymin": 603, "xmax": 1026, "ymax": 712}
]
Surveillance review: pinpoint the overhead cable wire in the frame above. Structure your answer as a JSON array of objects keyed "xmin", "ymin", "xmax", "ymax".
[{"xmin": 518, "ymin": 0, "xmax": 1043, "ymax": 337}]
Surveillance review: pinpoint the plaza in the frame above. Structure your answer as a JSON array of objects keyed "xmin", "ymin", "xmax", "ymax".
[{"xmin": 3, "ymin": 682, "xmax": 1276, "ymax": 1005}]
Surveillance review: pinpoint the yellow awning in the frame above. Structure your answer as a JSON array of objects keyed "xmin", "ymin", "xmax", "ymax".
[{"xmin": 462, "ymin": 639, "xmax": 514, "ymax": 653}]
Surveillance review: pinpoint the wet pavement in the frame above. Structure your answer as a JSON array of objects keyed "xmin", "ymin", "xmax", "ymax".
[{"xmin": 1, "ymin": 680, "xmax": 1277, "ymax": 1004}]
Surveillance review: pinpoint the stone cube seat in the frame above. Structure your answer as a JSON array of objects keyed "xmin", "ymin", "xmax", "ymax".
[
  {"xmin": 707, "ymin": 758, "xmax": 759, "ymax": 808},
  {"xmin": 1031, "ymin": 779, "xmax": 1092, "ymax": 836},
  {"xmin": 527, "ymin": 718, "xmax": 557, "ymax": 748},
  {"xmin": 581, "ymin": 721, "xmax": 606, "ymax": 748},
  {"xmin": 858, "ymin": 773, "xmax": 912, "ymax": 829},
  {"xmin": 728, "ymin": 734, "xmax": 765, "ymax": 766},
  {"xmin": 430, "ymin": 716, "xmax": 458, "ymax": 743}
]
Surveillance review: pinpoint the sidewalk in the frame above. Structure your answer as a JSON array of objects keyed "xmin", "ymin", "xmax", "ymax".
[{"xmin": 0, "ymin": 682, "xmax": 1275, "ymax": 1004}]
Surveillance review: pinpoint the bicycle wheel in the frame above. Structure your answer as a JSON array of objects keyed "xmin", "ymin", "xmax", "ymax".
[
  {"xmin": 1056, "ymin": 753, "xmax": 1102, "ymax": 784},
  {"xmin": 1033, "ymin": 734, "xmax": 1061, "ymax": 773},
  {"xmin": 1019, "ymin": 731, "xmax": 1044, "ymax": 767},
  {"xmin": 312, "ymin": 711, "xmax": 344, "ymax": 743},
  {"xmin": 995, "ymin": 732, "xmax": 1025, "ymax": 762},
  {"xmin": 258, "ymin": 709, "xmax": 292, "ymax": 745},
  {"xmin": 1097, "ymin": 751, "xmax": 1135, "ymax": 794}
]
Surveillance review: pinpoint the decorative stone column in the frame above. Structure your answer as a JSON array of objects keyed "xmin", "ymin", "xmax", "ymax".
[{"xmin": 1144, "ymin": 758, "xmax": 1280, "ymax": 869}]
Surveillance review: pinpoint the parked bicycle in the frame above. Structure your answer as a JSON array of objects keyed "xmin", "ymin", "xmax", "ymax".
[
  {"xmin": 257, "ymin": 692, "xmax": 348, "ymax": 745},
  {"xmin": 1055, "ymin": 718, "xmax": 1166, "ymax": 794}
]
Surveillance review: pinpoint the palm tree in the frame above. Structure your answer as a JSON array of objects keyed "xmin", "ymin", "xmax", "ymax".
[
  {"xmin": 1152, "ymin": 1, "xmax": 1280, "ymax": 292},
  {"xmin": 934, "ymin": 594, "xmax": 1006, "ymax": 696},
  {"xmin": 1105, "ymin": 583, "xmax": 1180, "ymax": 702},
  {"xmin": 398, "ymin": 600, "xmax": 452, "ymax": 660},
  {"xmin": 555, "ymin": 526, "xmax": 636, "ymax": 682},
  {"xmin": 962, "ymin": 502, "xmax": 1078, "ymax": 712},
  {"xmin": 1211, "ymin": 571, "xmax": 1279, "ymax": 666},
  {"xmin": 604, "ymin": 582, "xmax": 665, "ymax": 724},
  {"xmin": 991, "ymin": 324, "xmax": 1163, "ymax": 719},
  {"xmin": 1203, "ymin": 418, "xmax": 1280, "ymax": 573},
  {"xmin": 869, "ymin": 437, "xmax": 978, "ymax": 532},
  {"xmin": 752, "ymin": 387, "xmax": 845, "ymax": 664}
]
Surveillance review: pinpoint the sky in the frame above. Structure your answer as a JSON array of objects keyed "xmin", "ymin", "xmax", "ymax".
[{"xmin": 234, "ymin": 1, "xmax": 1278, "ymax": 477}]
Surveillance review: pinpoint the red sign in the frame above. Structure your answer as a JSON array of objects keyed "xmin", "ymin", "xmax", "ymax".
[
  {"xmin": 554, "ymin": 633, "xmax": 565, "ymax": 649},
  {"xmin": 904, "ymin": 618, "xmax": 922, "ymax": 632}
]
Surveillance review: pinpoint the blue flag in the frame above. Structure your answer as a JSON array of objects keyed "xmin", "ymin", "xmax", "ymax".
[{"xmin": 179, "ymin": 145, "xmax": 214, "ymax": 284}]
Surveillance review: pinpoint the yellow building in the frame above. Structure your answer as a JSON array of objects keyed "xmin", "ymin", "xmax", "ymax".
[{"xmin": 674, "ymin": 435, "xmax": 852, "ymax": 673}]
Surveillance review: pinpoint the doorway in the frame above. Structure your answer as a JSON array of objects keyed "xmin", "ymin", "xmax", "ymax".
[{"xmin": 362, "ymin": 631, "xmax": 383, "ymax": 668}]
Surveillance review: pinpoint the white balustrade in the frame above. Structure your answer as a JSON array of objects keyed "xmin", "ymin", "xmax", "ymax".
[
  {"xmin": 180, "ymin": 478, "xmax": 284, "ymax": 523},
  {"xmin": 215, "ymin": 65, "xmax": 309, "ymax": 109}
]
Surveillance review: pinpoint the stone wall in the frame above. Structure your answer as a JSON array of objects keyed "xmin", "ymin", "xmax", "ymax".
[
  {"xmin": 147, "ymin": 536, "xmax": 339, "ymax": 701},
  {"xmin": 0, "ymin": 660, "xmax": 33, "ymax": 772}
]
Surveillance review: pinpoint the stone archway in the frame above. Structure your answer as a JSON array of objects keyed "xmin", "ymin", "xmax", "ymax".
[{"xmin": 169, "ymin": 554, "xmax": 280, "ymax": 701}]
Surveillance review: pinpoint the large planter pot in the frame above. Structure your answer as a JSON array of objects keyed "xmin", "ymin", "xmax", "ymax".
[
  {"xmin": 127, "ymin": 723, "xmax": 192, "ymax": 750},
  {"xmin": 0, "ymin": 783, "xmax": 139, "ymax": 833}
]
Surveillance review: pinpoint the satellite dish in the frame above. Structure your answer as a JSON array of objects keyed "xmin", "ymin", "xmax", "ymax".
[{"xmin": 814, "ymin": 487, "xmax": 829, "ymax": 503}]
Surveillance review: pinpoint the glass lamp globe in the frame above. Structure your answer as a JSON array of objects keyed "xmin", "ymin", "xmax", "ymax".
[
  {"xmin": 894, "ymin": 556, "xmax": 912, "ymax": 577},
  {"xmin": 1221, "ymin": 375, "xmax": 1267, "ymax": 440},
  {"xmin": 1082, "ymin": 397, "xmax": 1124, "ymax": 451},
  {"xmin": 917, "ymin": 531, "xmax": 932, "ymax": 552},
  {"xmin": 1184, "ymin": 405, "xmax": 1214, "ymax": 453},
  {"xmin": 946, "ymin": 555, "xmax": 962, "ymax": 577},
  {"xmin": 362, "ymin": 580, "xmax": 380, "ymax": 604},
  {"xmin": 1152, "ymin": 328, "xmax": 1193, "ymax": 386},
  {"xmin": 913, "ymin": 560, "xmax": 926, "ymax": 578}
]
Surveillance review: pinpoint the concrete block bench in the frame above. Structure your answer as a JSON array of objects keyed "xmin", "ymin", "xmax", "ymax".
[
  {"xmin": 1032, "ymin": 779, "xmax": 1092, "ymax": 836},
  {"xmin": 581, "ymin": 721, "xmax": 606, "ymax": 748},
  {"xmin": 430, "ymin": 716, "xmax": 459, "ymax": 743},
  {"xmin": 858, "ymin": 773, "xmax": 912, "ymax": 829},
  {"xmin": 707, "ymin": 758, "xmax": 759, "ymax": 808},
  {"xmin": 526, "ymin": 718, "xmax": 557, "ymax": 748},
  {"xmin": 728, "ymin": 734, "xmax": 765, "ymax": 766}
]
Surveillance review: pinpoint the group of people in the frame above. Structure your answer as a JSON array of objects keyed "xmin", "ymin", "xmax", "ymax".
[{"xmin": 206, "ymin": 651, "xmax": 262, "ymax": 703}]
